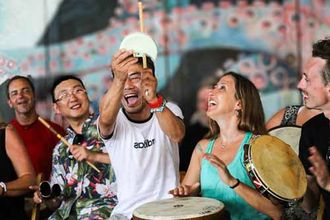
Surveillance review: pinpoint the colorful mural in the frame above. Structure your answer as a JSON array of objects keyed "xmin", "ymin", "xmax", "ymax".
[{"xmin": 0, "ymin": 0, "xmax": 330, "ymax": 122}]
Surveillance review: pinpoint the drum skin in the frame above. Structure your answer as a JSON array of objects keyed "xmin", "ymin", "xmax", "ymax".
[
  {"xmin": 133, "ymin": 197, "xmax": 225, "ymax": 220},
  {"xmin": 246, "ymin": 135, "xmax": 307, "ymax": 202},
  {"xmin": 268, "ymin": 126, "xmax": 301, "ymax": 155}
]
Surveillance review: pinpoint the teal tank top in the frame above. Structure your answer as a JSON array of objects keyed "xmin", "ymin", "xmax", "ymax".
[{"xmin": 200, "ymin": 132, "xmax": 270, "ymax": 220}]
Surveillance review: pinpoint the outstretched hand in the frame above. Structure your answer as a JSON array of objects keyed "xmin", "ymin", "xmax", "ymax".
[
  {"xmin": 308, "ymin": 146, "xmax": 330, "ymax": 191},
  {"xmin": 203, "ymin": 153, "xmax": 237, "ymax": 187}
]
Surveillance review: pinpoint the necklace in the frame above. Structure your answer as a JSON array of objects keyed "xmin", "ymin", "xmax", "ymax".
[
  {"xmin": 219, "ymin": 138, "xmax": 225, "ymax": 148},
  {"xmin": 219, "ymin": 133, "xmax": 245, "ymax": 149}
]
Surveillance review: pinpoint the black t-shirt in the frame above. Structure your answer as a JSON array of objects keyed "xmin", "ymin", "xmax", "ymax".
[{"xmin": 299, "ymin": 113, "xmax": 330, "ymax": 220}]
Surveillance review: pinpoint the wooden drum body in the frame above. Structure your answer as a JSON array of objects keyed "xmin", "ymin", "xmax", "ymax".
[
  {"xmin": 244, "ymin": 135, "xmax": 307, "ymax": 205},
  {"xmin": 133, "ymin": 197, "xmax": 225, "ymax": 220}
]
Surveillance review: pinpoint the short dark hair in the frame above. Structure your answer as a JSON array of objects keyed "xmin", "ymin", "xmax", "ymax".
[
  {"xmin": 312, "ymin": 38, "xmax": 330, "ymax": 85},
  {"xmin": 51, "ymin": 75, "xmax": 85, "ymax": 103},
  {"xmin": 6, "ymin": 75, "xmax": 35, "ymax": 99}
]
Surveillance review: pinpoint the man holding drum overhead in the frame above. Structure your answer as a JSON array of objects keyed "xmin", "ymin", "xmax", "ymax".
[
  {"xmin": 298, "ymin": 38, "xmax": 330, "ymax": 220},
  {"xmin": 170, "ymin": 72, "xmax": 282, "ymax": 220},
  {"xmin": 98, "ymin": 32, "xmax": 185, "ymax": 219}
]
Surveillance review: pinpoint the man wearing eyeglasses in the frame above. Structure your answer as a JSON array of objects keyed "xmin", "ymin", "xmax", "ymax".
[
  {"xmin": 6, "ymin": 76, "xmax": 65, "ymax": 181},
  {"xmin": 298, "ymin": 38, "xmax": 330, "ymax": 220},
  {"xmin": 32, "ymin": 75, "xmax": 117, "ymax": 219}
]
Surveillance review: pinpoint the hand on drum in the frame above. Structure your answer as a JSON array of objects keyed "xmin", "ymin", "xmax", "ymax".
[
  {"xmin": 203, "ymin": 153, "xmax": 237, "ymax": 187},
  {"xmin": 168, "ymin": 182, "xmax": 200, "ymax": 197}
]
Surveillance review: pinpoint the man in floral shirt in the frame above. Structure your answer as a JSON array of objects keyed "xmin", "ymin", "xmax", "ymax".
[{"xmin": 33, "ymin": 75, "xmax": 117, "ymax": 219}]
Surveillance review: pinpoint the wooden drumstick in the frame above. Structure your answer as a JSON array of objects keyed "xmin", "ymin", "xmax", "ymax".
[
  {"xmin": 138, "ymin": 0, "xmax": 147, "ymax": 69},
  {"xmin": 138, "ymin": 1, "xmax": 144, "ymax": 33},
  {"xmin": 38, "ymin": 117, "xmax": 100, "ymax": 173}
]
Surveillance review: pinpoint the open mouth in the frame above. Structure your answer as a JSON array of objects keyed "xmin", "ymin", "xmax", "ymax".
[
  {"xmin": 17, "ymin": 99, "xmax": 29, "ymax": 105},
  {"xmin": 208, "ymin": 100, "xmax": 217, "ymax": 107},
  {"xmin": 301, "ymin": 92, "xmax": 308, "ymax": 101},
  {"xmin": 70, "ymin": 103, "xmax": 81, "ymax": 110},
  {"xmin": 124, "ymin": 93, "xmax": 139, "ymax": 106}
]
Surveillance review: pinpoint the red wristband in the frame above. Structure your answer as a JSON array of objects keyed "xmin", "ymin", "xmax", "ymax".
[{"xmin": 148, "ymin": 95, "xmax": 163, "ymax": 108}]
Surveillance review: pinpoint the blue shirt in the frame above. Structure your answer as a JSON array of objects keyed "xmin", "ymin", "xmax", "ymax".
[{"xmin": 201, "ymin": 132, "xmax": 270, "ymax": 220}]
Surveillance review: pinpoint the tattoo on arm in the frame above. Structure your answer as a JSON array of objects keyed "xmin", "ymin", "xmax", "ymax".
[{"xmin": 195, "ymin": 143, "xmax": 203, "ymax": 153}]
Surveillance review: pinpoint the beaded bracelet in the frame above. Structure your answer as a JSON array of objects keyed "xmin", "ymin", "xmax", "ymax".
[
  {"xmin": 229, "ymin": 179, "xmax": 240, "ymax": 189},
  {"xmin": 150, "ymin": 98, "xmax": 167, "ymax": 113}
]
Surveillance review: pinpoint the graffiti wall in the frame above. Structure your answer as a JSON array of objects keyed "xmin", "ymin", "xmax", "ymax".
[{"xmin": 1, "ymin": 0, "xmax": 330, "ymax": 124}]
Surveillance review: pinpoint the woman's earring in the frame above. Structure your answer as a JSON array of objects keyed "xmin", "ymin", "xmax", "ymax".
[{"xmin": 235, "ymin": 109, "xmax": 240, "ymax": 117}]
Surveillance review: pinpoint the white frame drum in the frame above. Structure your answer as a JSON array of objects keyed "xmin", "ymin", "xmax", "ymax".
[{"xmin": 132, "ymin": 197, "xmax": 225, "ymax": 220}]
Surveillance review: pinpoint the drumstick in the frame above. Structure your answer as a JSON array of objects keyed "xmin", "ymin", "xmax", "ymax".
[
  {"xmin": 138, "ymin": 0, "xmax": 147, "ymax": 69},
  {"xmin": 138, "ymin": 1, "xmax": 144, "ymax": 33},
  {"xmin": 38, "ymin": 117, "xmax": 100, "ymax": 173},
  {"xmin": 31, "ymin": 173, "xmax": 42, "ymax": 220}
]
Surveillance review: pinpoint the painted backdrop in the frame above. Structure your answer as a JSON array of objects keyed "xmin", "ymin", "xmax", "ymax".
[{"xmin": 0, "ymin": 0, "xmax": 330, "ymax": 125}]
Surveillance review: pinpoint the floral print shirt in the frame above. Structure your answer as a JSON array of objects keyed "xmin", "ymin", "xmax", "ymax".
[{"xmin": 49, "ymin": 115, "xmax": 117, "ymax": 220}]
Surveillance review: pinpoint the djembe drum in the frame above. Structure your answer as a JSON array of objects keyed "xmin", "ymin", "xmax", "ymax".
[
  {"xmin": 244, "ymin": 135, "xmax": 307, "ymax": 206},
  {"xmin": 133, "ymin": 197, "xmax": 225, "ymax": 220}
]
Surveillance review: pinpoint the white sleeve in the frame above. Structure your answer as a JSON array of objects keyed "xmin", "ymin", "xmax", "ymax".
[{"xmin": 166, "ymin": 101, "xmax": 184, "ymax": 120}]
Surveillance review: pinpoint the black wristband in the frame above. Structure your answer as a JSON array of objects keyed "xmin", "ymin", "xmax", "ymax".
[{"xmin": 229, "ymin": 178, "xmax": 240, "ymax": 189}]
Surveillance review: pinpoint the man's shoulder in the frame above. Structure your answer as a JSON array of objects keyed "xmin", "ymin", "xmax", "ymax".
[
  {"xmin": 302, "ymin": 113, "xmax": 326, "ymax": 129},
  {"xmin": 9, "ymin": 119, "xmax": 18, "ymax": 127},
  {"xmin": 166, "ymin": 101, "xmax": 184, "ymax": 119},
  {"xmin": 52, "ymin": 137, "xmax": 68, "ymax": 153}
]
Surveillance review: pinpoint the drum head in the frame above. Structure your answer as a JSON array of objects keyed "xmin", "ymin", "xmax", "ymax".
[
  {"xmin": 268, "ymin": 126, "xmax": 301, "ymax": 155},
  {"xmin": 133, "ymin": 197, "xmax": 224, "ymax": 220},
  {"xmin": 250, "ymin": 135, "xmax": 307, "ymax": 200},
  {"xmin": 119, "ymin": 32, "xmax": 158, "ymax": 62}
]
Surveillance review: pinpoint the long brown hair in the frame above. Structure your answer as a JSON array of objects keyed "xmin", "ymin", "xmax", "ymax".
[{"xmin": 205, "ymin": 72, "xmax": 267, "ymax": 139}]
